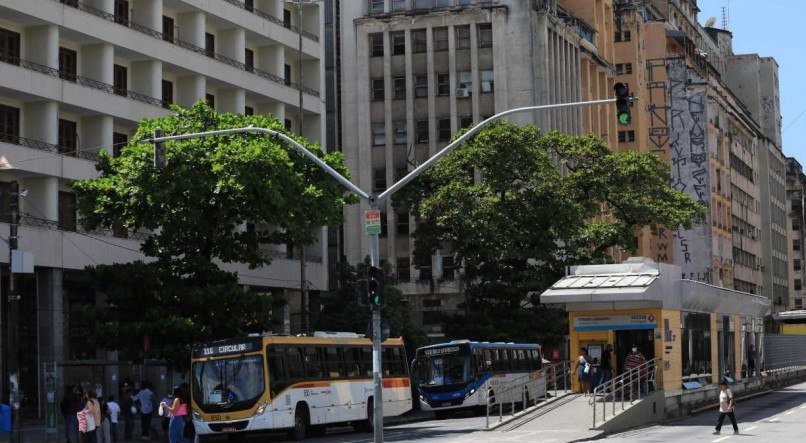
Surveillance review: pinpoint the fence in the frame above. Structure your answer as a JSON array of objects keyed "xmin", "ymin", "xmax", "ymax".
[
  {"xmin": 591, "ymin": 357, "xmax": 659, "ymax": 428},
  {"xmin": 485, "ymin": 361, "xmax": 571, "ymax": 428},
  {"xmin": 764, "ymin": 334, "xmax": 806, "ymax": 371}
]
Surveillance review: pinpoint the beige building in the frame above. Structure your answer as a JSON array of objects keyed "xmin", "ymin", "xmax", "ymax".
[
  {"xmin": 786, "ymin": 157, "xmax": 806, "ymax": 310},
  {"xmin": 339, "ymin": 0, "xmax": 616, "ymax": 336}
]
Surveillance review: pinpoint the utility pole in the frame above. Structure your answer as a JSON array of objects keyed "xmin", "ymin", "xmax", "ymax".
[
  {"xmin": 297, "ymin": 0, "xmax": 308, "ymax": 334},
  {"xmin": 144, "ymin": 96, "xmax": 622, "ymax": 443},
  {"xmin": 7, "ymin": 180, "xmax": 20, "ymax": 443}
]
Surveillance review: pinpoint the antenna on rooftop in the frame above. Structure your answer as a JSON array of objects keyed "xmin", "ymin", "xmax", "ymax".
[{"xmin": 721, "ymin": 1, "xmax": 731, "ymax": 30}]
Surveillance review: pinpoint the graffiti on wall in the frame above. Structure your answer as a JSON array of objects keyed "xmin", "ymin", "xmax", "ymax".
[{"xmin": 667, "ymin": 58, "xmax": 713, "ymax": 283}]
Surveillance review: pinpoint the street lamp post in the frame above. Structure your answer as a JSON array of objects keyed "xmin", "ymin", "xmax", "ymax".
[{"xmin": 144, "ymin": 97, "xmax": 618, "ymax": 442}]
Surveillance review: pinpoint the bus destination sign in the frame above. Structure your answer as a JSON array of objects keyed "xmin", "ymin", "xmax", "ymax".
[
  {"xmin": 423, "ymin": 346, "xmax": 461, "ymax": 356},
  {"xmin": 194, "ymin": 340, "xmax": 257, "ymax": 358}
]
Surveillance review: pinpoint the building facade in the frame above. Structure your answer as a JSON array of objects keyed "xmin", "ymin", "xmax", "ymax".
[
  {"xmin": 0, "ymin": 0, "xmax": 326, "ymax": 417},
  {"xmin": 786, "ymin": 157, "xmax": 806, "ymax": 311},
  {"xmin": 339, "ymin": 0, "xmax": 616, "ymax": 337}
]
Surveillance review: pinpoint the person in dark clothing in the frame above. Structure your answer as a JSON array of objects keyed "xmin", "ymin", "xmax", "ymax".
[
  {"xmin": 747, "ymin": 344, "xmax": 757, "ymax": 377},
  {"xmin": 601, "ymin": 344, "xmax": 614, "ymax": 383},
  {"xmin": 121, "ymin": 388, "xmax": 136, "ymax": 441},
  {"xmin": 60, "ymin": 385, "xmax": 81, "ymax": 443}
]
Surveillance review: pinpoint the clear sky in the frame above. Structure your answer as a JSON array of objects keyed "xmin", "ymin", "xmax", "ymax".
[{"xmin": 697, "ymin": 1, "xmax": 804, "ymax": 163}]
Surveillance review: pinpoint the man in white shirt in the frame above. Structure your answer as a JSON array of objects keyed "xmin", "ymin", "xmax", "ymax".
[
  {"xmin": 133, "ymin": 382, "xmax": 155, "ymax": 440},
  {"xmin": 713, "ymin": 379, "xmax": 739, "ymax": 435},
  {"xmin": 106, "ymin": 395, "xmax": 121, "ymax": 442}
]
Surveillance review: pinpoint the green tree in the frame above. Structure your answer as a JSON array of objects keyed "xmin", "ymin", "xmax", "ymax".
[
  {"xmin": 397, "ymin": 122, "xmax": 705, "ymax": 346},
  {"xmin": 74, "ymin": 102, "xmax": 354, "ymax": 368}
]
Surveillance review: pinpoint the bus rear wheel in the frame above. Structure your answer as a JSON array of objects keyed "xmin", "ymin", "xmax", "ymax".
[{"xmin": 289, "ymin": 403, "xmax": 309, "ymax": 441}]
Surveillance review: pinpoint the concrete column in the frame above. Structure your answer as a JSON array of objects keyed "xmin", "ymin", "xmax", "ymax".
[
  {"xmin": 85, "ymin": 0, "xmax": 114, "ymax": 14},
  {"xmin": 257, "ymin": 0, "xmax": 284, "ymax": 19},
  {"xmin": 22, "ymin": 101, "xmax": 58, "ymax": 144},
  {"xmin": 218, "ymin": 28, "xmax": 246, "ymax": 64},
  {"xmin": 131, "ymin": 60, "xmax": 162, "ymax": 99},
  {"xmin": 22, "ymin": 177, "xmax": 59, "ymax": 221},
  {"xmin": 132, "ymin": 0, "xmax": 163, "ymax": 31},
  {"xmin": 80, "ymin": 43, "xmax": 113, "ymax": 85},
  {"xmin": 301, "ymin": 59, "xmax": 320, "ymax": 94},
  {"xmin": 258, "ymin": 101, "xmax": 285, "ymax": 122},
  {"xmin": 37, "ymin": 268, "xmax": 65, "ymax": 415},
  {"xmin": 176, "ymin": 75, "xmax": 206, "ymax": 108},
  {"xmin": 257, "ymin": 45, "xmax": 285, "ymax": 79},
  {"xmin": 302, "ymin": 114, "xmax": 319, "ymax": 144},
  {"xmin": 301, "ymin": 4, "xmax": 319, "ymax": 38},
  {"xmin": 81, "ymin": 115, "xmax": 114, "ymax": 156},
  {"xmin": 447, "ymin": 26, "xmax": 457, "ymax": 134},
  {"xmin": 218, "ymin": 89, "xmax": 246, "ymax": 114},
  {"xmin": 23, "ymin": 25, "xmax": 58, "ymax": 69},
  {"xmin": 176, "ymin": 11, "xmax": 205, "ymax": 48}
]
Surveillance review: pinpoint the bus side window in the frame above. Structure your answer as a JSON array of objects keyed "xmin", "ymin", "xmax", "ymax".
[
  {"xmin": 305, "ymin": 347, "xmax": 324, "ymax": 379},
  {"xmin": 326, "ymin": 347, "xmax": 343, "ymax": 378},
  {"xmin": 346, "ymin": 347, "xmax": 361, "ymax": 378},
  {"xmin": 536, "ymin": 349, "xmax": 543, "ymax": 370},
  {"xmin": 267, "ymin": 346, "xmax": 289, "ymax": 394},
  {"xmin": 360, "ymin": 347, "xmax": 373, "ymax": 377},
  {"xmin": 491, "ymin": 349, "xmax": 500, "ymax": 371},
  {"xmin": 483, "ymin": 349, "xmax": 492, "ymax": 372},
  {"xmin": 474, "ymin": 349, "xmax": 484, "ymax": 374},
  {"xmin": 286, "ymin": 347, "xmax": 305, "ymax": 379}
]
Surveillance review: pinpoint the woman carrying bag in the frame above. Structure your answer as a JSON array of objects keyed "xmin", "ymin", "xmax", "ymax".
[
  {"xmin": 78, "ymin": 389, "xmax": 101, "ymax": 442},
  {"xmin": 160, "ymin": 386, "xmax": 191, "ymax": 443}
]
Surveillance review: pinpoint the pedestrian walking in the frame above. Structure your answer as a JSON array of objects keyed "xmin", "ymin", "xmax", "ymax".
[
  {"xmin": 133, "ymin": 382, "xmax": 155, "ymax": 440},
  {"xmin": 81, "ymin": 388, "xmax": 102, "ymax": 442},
  {"xmin": 748, "ymin": 344, "xmax": 757, "ymax": 377},
  {"xmin": 160, "ymin": 386, "xmax": 191, "ymax": 443},
  {"xmin": 576, "ymin": 348, "xmax": 592, "ymax": 395},
  {"xmin": 160, "ymin": 390, "xmax": 173, "ymax": 437},
  {"xmin": 98, "ymin": 400, "xmax": 112, "ymax": 443},
  {"xmin": 61, "ymin": 385, "xmax": 82, "ymax": 443},
  {"xmin": 106, "ymin": 395, "xmax": 121, "ymax": 443},
  {"xmin": 623, "ymin": 346, "xmax": 647, "ymax": 397},
  {"xmin": 122, "ymin": 389, "xmax": 136, "ymax": 441},
  {"xmin": 713, "ymin": 379, "xmax": 739, "ymax": 435}
]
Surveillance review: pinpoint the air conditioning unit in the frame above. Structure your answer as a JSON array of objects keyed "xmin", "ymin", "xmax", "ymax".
[{"xmin": 456, "ymin": 88, "xmax": 470, "ymax": 98}]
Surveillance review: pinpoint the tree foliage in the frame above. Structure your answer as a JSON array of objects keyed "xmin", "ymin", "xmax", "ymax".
[
  {"xmin": 74, "ymin": 102, "xmax": 355, "ymax": 368},
  {"xmin": 397, "ymin": 122, "xmax": 705, "ymax": 346}
]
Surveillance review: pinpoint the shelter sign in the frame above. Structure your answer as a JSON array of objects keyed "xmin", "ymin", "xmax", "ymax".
[{"xmin": 573, "ymin": 314, "xmax": 657, "ymax": 331}]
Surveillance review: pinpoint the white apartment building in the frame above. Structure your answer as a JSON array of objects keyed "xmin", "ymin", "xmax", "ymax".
[
  {"xmin": 339, "ymin": 0, "xmax": 613, "ymax": 336},
  {"xmin": 0, "ymin": 0, "xmax": 325, "ymax": 417}
]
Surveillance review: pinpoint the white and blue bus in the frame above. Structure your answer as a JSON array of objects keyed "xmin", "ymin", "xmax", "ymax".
[{"xmin": 413, "ymin": 340, "xmax": 545, "ymax": 416}]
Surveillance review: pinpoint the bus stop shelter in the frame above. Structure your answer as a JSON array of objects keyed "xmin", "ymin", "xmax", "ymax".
[{"xmin": 540, "ymin": 257, "xmax": 770, "ymax": 392}]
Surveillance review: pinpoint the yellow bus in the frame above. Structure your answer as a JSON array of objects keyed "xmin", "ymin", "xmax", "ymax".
[{"xmin": 190, "ymin": 332, "xmax": 412, "ymax": 441}]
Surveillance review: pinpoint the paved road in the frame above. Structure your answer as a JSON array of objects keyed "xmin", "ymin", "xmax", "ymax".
[{"xmin": 601, "ymin": 380, "xmax": 806, "ymax": 443}]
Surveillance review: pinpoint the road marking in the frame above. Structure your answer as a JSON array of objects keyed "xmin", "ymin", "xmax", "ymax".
[
  {"xmin": 768, "ymin": 417, "xmax": 781, "ymax": 422},
  {"xmin": 712, "ymin": 436, "xmax": 731, "ymax": 442},
  {"xmin": 744, "ymin": 425, "xmax": 758, "ymax": 432},
  {"xmin": 785, "ymin": 410, "xmax": 796, "ymax": 415}
]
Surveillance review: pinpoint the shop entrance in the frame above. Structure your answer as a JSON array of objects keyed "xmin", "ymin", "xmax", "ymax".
[{"xmin": 614, "ymin": 329, "xmax": 655, "ymax": 375}]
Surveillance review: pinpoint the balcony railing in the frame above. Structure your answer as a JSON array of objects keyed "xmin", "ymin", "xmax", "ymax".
[
  {"xmin": 221, "ymin": 0, "xmax": 319, "ymax": 42},
  {"xmin": 17, "ymin": 213, "xmax": 151, "ymax": 241},
  {"xmin": 261, "ymin": 247, "xmax": 323, "ymax": 264},
  {"xmin": 0, "ymin": 53, "xmax": 169, "ymax": 109},
  {"xmin": 0, "ymin": 133, "xmax": 101, "ymax": 162},
  {"xmin": 57, "ymin": 0, "xmax": 319, "ymax": 97}
]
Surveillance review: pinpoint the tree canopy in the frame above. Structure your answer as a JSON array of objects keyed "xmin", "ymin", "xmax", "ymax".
[{"xmin": 397, "ymin": 122, "xmax": 706, "ymax": 346}]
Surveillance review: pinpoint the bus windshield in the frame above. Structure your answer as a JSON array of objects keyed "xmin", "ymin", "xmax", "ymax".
[
  {"xmin": 417, "ymin": 346, "xmax": 473, "ymax": 387},
  {"xmin": 192, "ymin": 354, "xmax": 264, "ymax": 413}
]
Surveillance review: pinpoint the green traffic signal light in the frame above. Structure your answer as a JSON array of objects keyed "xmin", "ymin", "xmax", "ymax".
[
  {"xmin": 618, "ymin": 112, "xmax": 630, "ymax": 125},
  {"xmin": 614, "ymin": 82, "xmax": 632, "ymax": 126}
]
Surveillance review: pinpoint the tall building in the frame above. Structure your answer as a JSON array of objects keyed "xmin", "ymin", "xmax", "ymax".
[
  {"xmin": 786, "ymin": 157, "xmax": 806, "ymax": 311},
  {"xmin": 0, "ymin": 0, "xmax": 325, "ymax": 416},
  {"xmin": 338, "ymin": 0, "xmax": 616, "ymax": 337}
]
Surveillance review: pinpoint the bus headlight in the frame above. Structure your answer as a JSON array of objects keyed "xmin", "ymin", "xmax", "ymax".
[
  {"xmin": 252, "ymin": 401, "xmax": 269, "ymax": 417},
  {"xmin": 464, "ymin": 388, "xmax": 476, "ymax": 399},
  {"xmin": 418, "ymin": 394, "xmax": 426, "ymax": 402},
  {"xmin": 192, "ymin": 409, "xmax": 203, "ymax": 422}
]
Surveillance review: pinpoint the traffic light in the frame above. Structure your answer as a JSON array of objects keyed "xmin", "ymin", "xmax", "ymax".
[
  {"xmin": 614, "ymin": 82, "xmax": 631, "ymax": 125},
  {"xmin": 153, "ymin": 129, "xmax": 166, "ymax": 169},
  {"xmin": 368, "ymin": 266, "xmax": 385, "ymax": 308}
]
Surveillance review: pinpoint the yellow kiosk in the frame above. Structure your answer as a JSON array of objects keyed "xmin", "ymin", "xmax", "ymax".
[{"xmin": 541, "ymin": 257, "xmax": 769, "ymax": 392}]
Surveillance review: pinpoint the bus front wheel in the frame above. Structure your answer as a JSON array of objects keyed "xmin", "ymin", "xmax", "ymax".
[
  {"xmin": 355, "ymin": 397, "xmax": 374, "ymax": 433},
  {"xmin": 290, "ymin": 403, "xmax": 310, "ymax": 441}
]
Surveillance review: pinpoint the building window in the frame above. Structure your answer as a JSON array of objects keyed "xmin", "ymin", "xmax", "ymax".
[
  {"xmin": 0, "ymin": 104, "xmax": 20, "ymax": 142},
  {"xmin": 58, "ymin": 119, "xmax": 77, "ymax": 155},
  {"xmin": 681, "ymin": 312, "xmax": 712, "ymax": 379},
  {"xmin": 372, "ymin": 122, "xmax": 386, "ymax": 146},
  {"xmin": 412, "ymin": 29, "xmax": 427, "ymax": 53},
  {"xmin": 370, "ymin": 0, "xmax": 385, "ymax": 14},
  {"xmin": 615, "ymin": 30, "xmax": 631, "ymax": 42},
  {"xmin": 161, "ymin": 80, "xmax": 173, "ymax": 105},
  {"xmin": 393, "ymin": 121, "xmax": 407, "ymax": 145},
  {"xmin": 433, "ymin": 27, "xmax": 448, "ymax": 51},
  {"xmin": 455, "ymin": 25, "xmax": 471, "ymax": 50},
  {"xmin": 438, "ymin": 118, "xmax": 451, "ymax": 142},
  {"xmin": 114, "ymin": 0, "xmax": 129, "ymax": 25},
  {"xmin": 481, "ymin": 69, "xmax": 494, "ymax": 93},
  {"xmin": 59, "ymin": 191, "xmax": 77, "ymax": 231},
  {"xmin": 245, "ymin": 48, "xmax": 254, "ymax": 72},
  {"xmin": 393, "ymin": 77, "xmax": 406, "ymax": 100},
  {"xmin": 797, "ymin": 298, "xmax": 804, "ymax": 309},
  {"xmin": 795, "ymin": 239, "xmax": 801, "ymax": 251},
  {"xmin": 0, "ymin": 27, "xmax": 21, "ymax": 64},
  {"xmin": 416, "ymin": 120, "xmax": 429, "ymax": 143},
  {"xmin": 396, "ymin": 212, "xmax": 409, "ymax": 235},
  {"xmin": 478, "ymin": 23, "xmax": 492, "ymax": 47},
  {"xmin": 371, "ymin": 78, "xmax": 384, "ymax": 101},
  {"xmin": 437, "ymin": 73, "xmax": 450, "ymax": 96},
  {"xmin": 618, "ymin": 130, "xmax": 635, "ymax": 142},
  {"xmin": 112, "ymin": 132, "xmax": 127, "ymax": 157},
  {"xmin": 795, "ymin": 259, "xmax": 802, "ymax": 271},
  {"xmin": 283, "ymin": 9, "xmax": 292, "ymax": 27},
  {"xmin": 205, "ymin": 32, "xmax": 215, "ymax": 57},
  {"xmin": 373, "ymin": 168, "xmax": 387, "ymax": 191},
  {"xmin": 457, "ymin": 71, "xmax": 472, "ymax": 97},
  {"xmin": 284, "ymin": 119, "xmax": 292, "ymax": 131},
  {"xmin": 423, "ymin": 299, "xmax": 441, "ymax": 308},
  {"xmin": 113, "ymin": 64, "xmax": 128, "ymax": 96},
  {"xmin": 206, "ymin": 93, "xmax": 215, "ymax": 109},
  {"xmin": 391, "ymin": 31, "xmax": 405, "ymax": 55},
  {"xmin": 417, "ymin": 257, "xmax": 433, "ymax": 282},
  {"xmin": 422, "ymin": 310, "xmax": 441, "ymax": 326},
  {"xmin": 162, "ymin": 15, "xmax": 174, "ymax": 42},
  {"xmin": 415, "ymin": 75, "xmax": 428, "ymax": 98},
  {"xmin": 284, "ymin": 64, "xmax": 292, "ymax": 85},
  {"xmin": 794, "ymin": 223, "xmax": 801, "ymax": 231},
  {"xmin": 414, "ymin": 0, "xmax": 433, "ymax": 9},
  {"xmin": 244, "ymin": 106, "xmax": 254, "ymax": 116},
  {"xmin": 370, "ymin": 33, "xmax": 384, "ymax": 57},
  {"xmin": 796, "ymin": 279, "xmax": 803, "ymax": 291},
  {"xmin": 459, "ymin": 116, "xmax": 473, "ymax": 129},
  {"xmin": 616, "ymin": 63, "xmax": 633, "ymax": 75},
  {"xmin": 244, "ymin": 0, "xmax": 254, "ymax": 11},
  {"xmin": 58, "ymin": 47, "xmax": 77, "ymax": 82},
  {"xmin": 392, "ymin": 0, "xmax": 407, "ymax": 12},
  {"xmin": 397, "ymin": 257, "xmax": 411, "ymax": 282},
  {"xmin": 442, "ymin": 256, "xmax": 455, "ymax": 280},
  {"xmin": 435, "ymin": 0, "xmax": 452, "ymax": 6}
]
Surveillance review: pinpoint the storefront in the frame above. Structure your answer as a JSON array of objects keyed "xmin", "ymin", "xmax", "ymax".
[{"xmin": 540, "ymin": 258, "xmax": 769, "ymax": 392}]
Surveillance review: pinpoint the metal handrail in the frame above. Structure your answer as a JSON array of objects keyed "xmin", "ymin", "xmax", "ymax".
[
  {"xmin": 0, "ymin": 53, "xmax": 168, "ymax": 109},
  {"xmin": 220, "ymin": 0, "xmax": 320, "ymax": 42},
  {"xmin": 485, "ymin": 361, "xmax": 571, "ymax": 428},
  {"xmin": 56, "ymin": 0, "xmax": 320, "ymax": 97},
  {"xmin": 591, "ymin": 357, "xmax": 659, "ymax": 428},
  {"xmin": 0, "ymin": 133, "xmax": 101, "ymax": 162}
]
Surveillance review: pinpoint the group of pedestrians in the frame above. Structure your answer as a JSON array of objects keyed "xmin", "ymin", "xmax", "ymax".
[
  {"xmin": 576, "ymin": 344, "xmax": 648, "ymax": 396},
  {"xmin": 61, "ymin": 381, "xmax": 192, "ymax": 443}
]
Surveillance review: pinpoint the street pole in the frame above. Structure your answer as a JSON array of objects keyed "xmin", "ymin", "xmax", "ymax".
[
  {"xmin": 143, "ymin": 97, "xmax": 620, "ymax": 443},
  {"xmin": 7, "ymin": 180, "xmax": 20, "ymax": 443}
]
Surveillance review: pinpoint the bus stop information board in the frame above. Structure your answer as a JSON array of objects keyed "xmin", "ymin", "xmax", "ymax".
[
  {"xmin": 365, "ymin": 210, "xmax": 382, "ymax": 235},
  {"xmin": 573, "ymin": 314, "xmax": 657, "ymax": 331}
]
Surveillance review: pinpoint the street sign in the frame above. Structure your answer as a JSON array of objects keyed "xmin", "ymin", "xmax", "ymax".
[{"xmin": 365, "ymin": 210, "xmax": 382, "ymax": 235}]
